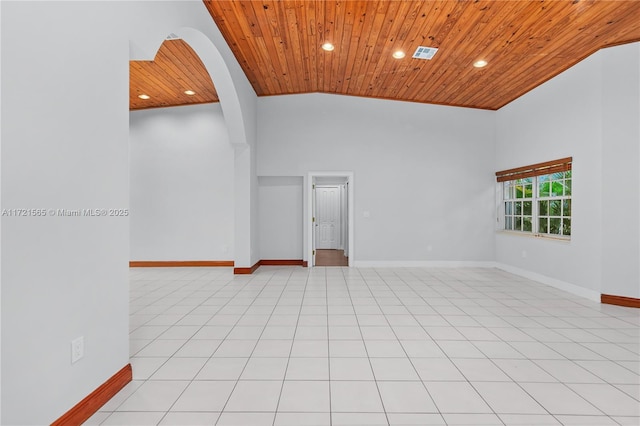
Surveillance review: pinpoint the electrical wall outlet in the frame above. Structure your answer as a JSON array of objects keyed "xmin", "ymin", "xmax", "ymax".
[{"xmin": 71, "ymin": 336, "xmax": 84, "ymax": 364}]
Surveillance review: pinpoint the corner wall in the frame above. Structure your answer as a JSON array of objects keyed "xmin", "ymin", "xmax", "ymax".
[
  {"xmin": 257, "ymin": 93, "xmax": 496, "ymax": 264},
  {"xmin": 495, "ymin": 42, "xmax": 640, "ymax": 299},
  {"xmin": 129, "ymin": 103, "xmax": 234, "ymax": 261}
]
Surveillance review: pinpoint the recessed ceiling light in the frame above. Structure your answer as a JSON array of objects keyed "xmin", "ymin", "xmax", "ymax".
[
  {"xmin": 392, "ymin": 50, "xmax": 406, "ymax": 59},
  {"xmin": 321, "ymin": 42, "xmax": 334, "ymax": 52},
  {"xmin": 138, "ymin": 94, "xmax": 150, "ymax": 100},
  {"xmin": 473, "ymin": 59, "xmax": 488, "ymax": 68},
  {"xmin": 184, "ymin": 90, "xmax": 196, "ymax": 95}
]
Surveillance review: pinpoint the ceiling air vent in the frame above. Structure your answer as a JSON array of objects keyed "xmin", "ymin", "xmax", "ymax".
[
  {"xmin": 166, "ymin": 33, "xmax": 181, "ymax": 40},
  {"xmin": 412, "ymin": 46, "xmax": 438, "ymax": 60}
]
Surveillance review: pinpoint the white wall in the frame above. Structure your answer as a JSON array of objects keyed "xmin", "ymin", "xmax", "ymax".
[
  {"xmin": 257, "ymin": 93, "xmax": 496, "ymax": 263},
  {"xmin": 258, "ymin": 176, "xmax": 303, "ymax": 259},
  {"xmin": 601, "ymin": 43, "xmax": 640, "ymax": 298},
  {"xmin": 0, "ymin": 1, "xmax": 257, "ymax": 424},
  {"xmin": 130, "ymin": 103, "xmax": 234, "ymax": 261},
  {"xmin": 495, "ymin": 42, "xmax": 640, "ymax": 299}
]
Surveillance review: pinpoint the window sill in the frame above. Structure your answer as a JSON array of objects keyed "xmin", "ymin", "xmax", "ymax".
[{"xmin": 496, "ymin": 230, "xmax": 571, "ymax": 243}]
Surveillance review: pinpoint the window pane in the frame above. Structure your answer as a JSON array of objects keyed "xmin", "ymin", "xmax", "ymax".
[
  {"xmin": 539, "ymin": 218, "xmax": 548, "ymax": 233},
  {"xmin": 550, "ymin": 218, "xmax": 561, "ymax": 234},
  {"xmin": 563, "ymin": 218, "xmax": 571, "ymax": 236},
  {"xmin": 563, "ymin": 199, "xmax": 571, "ymax": 216},
  {"xmin": 565, "ymin": 179, "xmax": 572, "ymax": 196},
  {"xmin": 505, "ymin": 202, "xmax": 512, "ymax": 215},
  {"xmin": 515, "ymin": 217, "xmax": 522, "ymax": 231},
  {"xmin": 523, "ymin": 217, "xmax": 532, "ymax": 232},
  {"xmin": 550, "ymin": 200, "xmax": 561, "ymax": 216},
  {"xmin": 515, "ymin": 202, "xmax": 522, "ymax": 215},
  {"xmin": 515, "ymin": 185, "xmax": 524, "ymax": 199},
  {"xmin": 539, "ymin": 200, "xmax": 548, "ymax": 216},
  {"xmin": 565, "ymin": 170, "xmax": 572, "ymax": 179},
  {"xmin": 539, "ymin": 181, "xmax": 550, "ymax": 197},
  {"xmin": 523, "ymin": 201, "xmax": 532, "ymax": 216},
  {"xmin": 505, "ymin": 216, "xmax": 512, "ymax": 230},
  {"xmin": 526, "ymin": 184, "xmax": 534, "ymax": 198},
  {"xmin": 551, "ymin": 181, "xmax": 563, "ymax": 197},
  {"xmin": 552, "ymin": 172, "xmax": 563, "ymax": 180}
]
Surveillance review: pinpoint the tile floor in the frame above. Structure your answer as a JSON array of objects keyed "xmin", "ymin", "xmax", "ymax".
[{"xmin": 86, "ymin": 266, "xmax": 640, "ymax": 425}]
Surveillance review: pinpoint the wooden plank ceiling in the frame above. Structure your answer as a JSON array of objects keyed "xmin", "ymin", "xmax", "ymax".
[
  {"xmin": 130, "ymin": 39, "xmax": 218, "ymax": 110},
  {"xmin": 204, "ymin": 0, "xmax": 640, "ymax": 110},
  {"xmin": 130, "ymin": 1, "xmax": 640, "ymax": 111}
]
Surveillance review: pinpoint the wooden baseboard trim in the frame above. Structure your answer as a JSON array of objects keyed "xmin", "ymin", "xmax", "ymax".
[
  {"xmin": 601, "ymin": 294, "xmax": 640, "ymax": 308},
  {"xmin": 129, "ymin": 260, "xmax": 234, "ymax": 267},
  {"xmin": 260, "ymin": 259, "xmax": 305, "ymax": 266},
  {"xmin": 234, "ymin": 260, "xmax": 261, "ymax": 275},
  {"xmin": 52, "ymin": 363, "xmax": 132, "ymax": 426},
  {"xmin": 302, "ymin": 261, "xmax": 308, "ymax": 267}
]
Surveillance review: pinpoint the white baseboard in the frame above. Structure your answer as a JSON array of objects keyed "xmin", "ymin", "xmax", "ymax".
[
  {"xmin": 352, "ymin": 260, "xmax": 498, "ymax": 268},
  {"xmin": 495, "ymin": 262, "xmax": 600, "ymax": 302}
]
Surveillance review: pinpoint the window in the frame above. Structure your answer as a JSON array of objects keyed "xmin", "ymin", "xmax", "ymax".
[{"xmin": 497, "ymin": 158, "xmax": 572, "ymax": 238}]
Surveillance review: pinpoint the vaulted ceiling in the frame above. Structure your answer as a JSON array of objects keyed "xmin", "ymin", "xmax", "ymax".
[
  {"xmin": 130, "ymin": 0, "xmax": 640, "ymax": 111},
  {"xmin": 129, "ymin": 39, "xmax": 218, "ymax": 110}
]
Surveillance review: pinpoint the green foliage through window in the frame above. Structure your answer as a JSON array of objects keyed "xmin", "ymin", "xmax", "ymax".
[{"xmin": 503, "ymin": 171, "xmax": 571, "ymax": 237}]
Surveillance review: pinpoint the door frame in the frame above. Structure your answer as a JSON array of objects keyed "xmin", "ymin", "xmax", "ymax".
[{"xmin": 306, "ymin": 171, "xmax": 354, "ymax": 267}]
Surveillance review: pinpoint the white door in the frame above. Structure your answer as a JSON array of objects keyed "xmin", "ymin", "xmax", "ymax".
[{"xmin": 315, "ymin": 186, "xmax": 340, "ymax": 249}]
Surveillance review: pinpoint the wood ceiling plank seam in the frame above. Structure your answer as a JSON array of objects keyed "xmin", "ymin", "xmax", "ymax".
[
  {"xmin": 429, "ymin": 2, "xmax": 507, "ymax": 104},
  {"xmin": 303, "ymin": 0, "xmax": 319, "ymax": 91},
  {"xmin": 285, "ymin": 1, "xmax": 309, "ymax": 93},
  {"xmin": 279, "ymin": 1, "xmax": 304, "ymax": 93},
  {"xmin": 575, "ymin": 2, "xmax": 640, "ymax": 43},
  {"xmin": 130, "ymin": 62, "xmax": 179, "ymax": 105},
  {"xmin": 395, "ymin": 0, "xmax": 486, "ymax": 99},
  {"xmin": 462, "ymin": 1, "xmax": 630, "ymax": 108},
  {"xmin": 344, "ymin": 0, "xmax": 380, "ymax": 94},
  {"xmin": 205, "ymin": 1, "xmax": 267, "ymax": 95},
  {"xmin": 234, "ymin": 2, "xmax": 279, "ymax": 94},
  {"xmin": 395, "ymin": 1, "xmax": 425, "ymax": 43},
  {"xmin": 411, "ymin": 1, "xmax": 482, "ymax": 104},
  {"xmin": 321, "ymin": 0, "xmax": 338, "ymax": 92},
  {"xmin": 262, "ymin": 0, "xmax": 292, "ymax": 93},
  {"xmin": 314, "ymin": 0, "xmax": 326, "ymax": 93},
  {"xmin": 291, "ymin": 0, "xmax": 313, "ymax": 92},
  {"xmin": 425, "ymin": 0, "xmax": 522, "ymax": 106},
  {"xmin": 239, "ymin": 0, "xmax": 264, "ymax": 38},
  {"xmin": 327, "ymin": 0, "xmax": 345, "ymax": 93},
  {"xmin": 159, "ymin": 40, "xmax": 218, "ymax": 102},
  {"xmin": 388, "ymin": 1, "xmax": 442, "ymax": 100},
  {"xmin": 441, "ymin": 1, "xmax": 531, "ymax": 107},
  {"xmin": 488, "ymin": 36, "xmax": 640, "ymax": 110},
  {"xmin": 254, "ymin": 0, "xmax": 290, "ymax": 93},
  {"xmin": 362, "ymin": 0, "xmax": 407, "ymax": 96},
  {"xmin": 151, "ymin": 49, "xmax": 206, "ymax": 105},
  {"xmin": 386, "ymin": 0, "xmax": 455, "ymax": 101},
  {"xmin": 378, "ymin": 1, "xmax": 446, "ymax": 97},
  {"xmin": 452, "ymin": 1, "xmax": 572, "ymax": 107},
  {"xmin": 374, "ymin": 0, "xmax": 419, "ymax": 97},
  {"xmin": 358, "ymin": 2, "xmax": 397, "ymax": 96},
  {"xmin": 335, "ymin": 0, "xmax": 362, "ymax": 94},
  {"xmin": 329, "ymin": 0, "xmax": 352, "ymax": 93},
  {"xmin": 272, "ymin": 0, "xmax": 296, "ymax": 91}
]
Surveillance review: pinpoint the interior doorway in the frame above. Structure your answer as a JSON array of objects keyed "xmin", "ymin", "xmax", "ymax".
[{"xmin": 307, "ymin": 172, "xmax": 354, "ymax": 267}]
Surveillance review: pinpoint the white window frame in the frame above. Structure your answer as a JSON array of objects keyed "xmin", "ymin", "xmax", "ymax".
[{"xmin": 500, "ymin": 171, "xmax": 572, "ymax": 239}]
